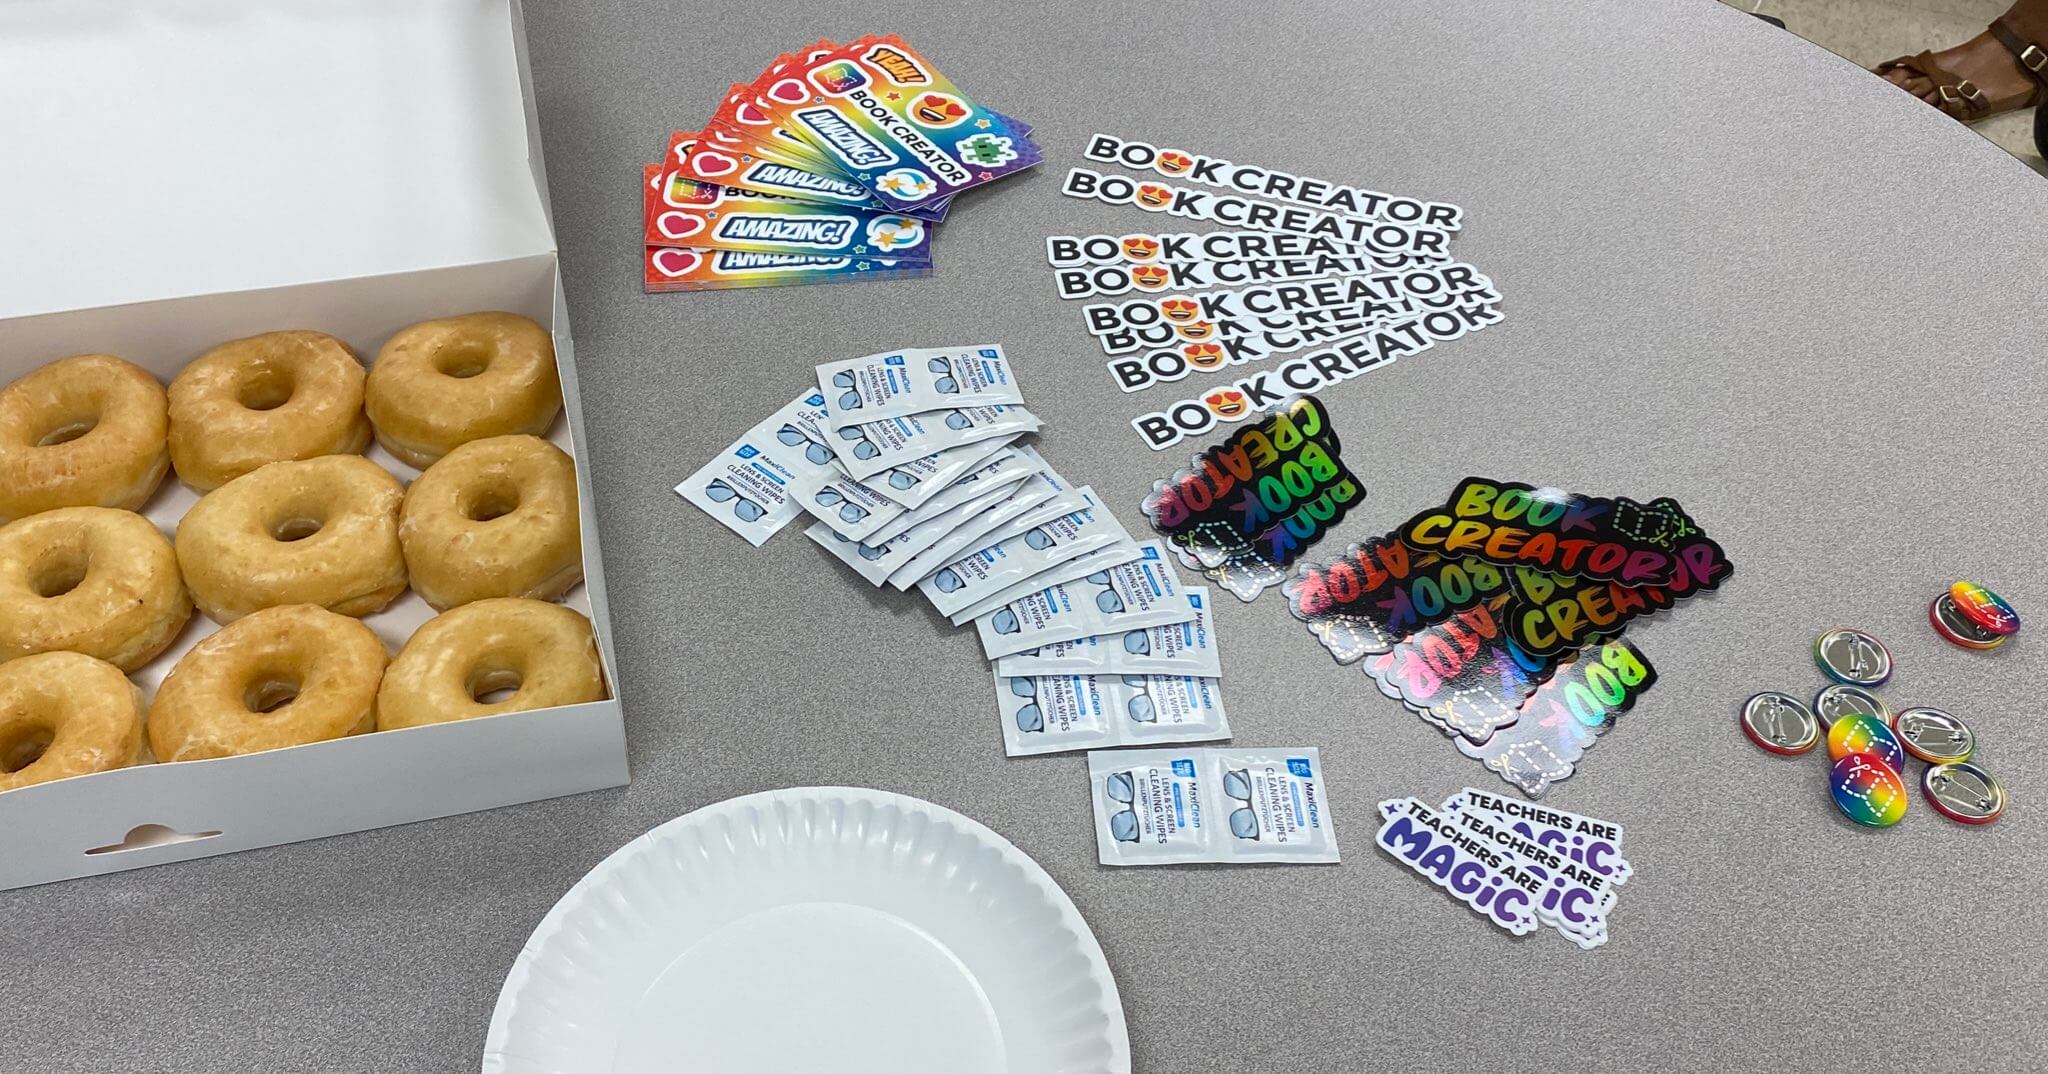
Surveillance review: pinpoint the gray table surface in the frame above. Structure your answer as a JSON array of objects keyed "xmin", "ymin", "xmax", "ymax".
[{"xmin": 10, "ymin": 0, "xmax": 2048, "ymax": 1070}]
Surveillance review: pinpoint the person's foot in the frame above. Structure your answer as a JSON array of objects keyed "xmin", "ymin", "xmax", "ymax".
[{"xmin": 1879, "ymin": 31, "xmax": 2039, "ymax": 121}]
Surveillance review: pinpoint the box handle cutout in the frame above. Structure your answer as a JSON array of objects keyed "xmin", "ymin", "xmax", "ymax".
[{"xmin": 85, "ymin": 824, "xmax": 223, "ymax": 856}]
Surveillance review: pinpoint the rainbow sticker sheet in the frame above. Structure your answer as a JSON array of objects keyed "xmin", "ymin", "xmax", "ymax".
[
  {"xmin": 642, "ymin": 37, "xmax": 1040, "ymax": 292},
  {"xmin": 1049, "ymin": 133, "xmax": 1502, "ymax": 448},
  {"xmin": 1286, "ymin": 479, "xmax": 1729, "ymax": 797}
]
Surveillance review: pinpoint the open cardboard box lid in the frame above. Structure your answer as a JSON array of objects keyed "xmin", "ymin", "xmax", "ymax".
[{"xmin": 0, "ymin": 0, "xmax": 558, "ymax": 319}]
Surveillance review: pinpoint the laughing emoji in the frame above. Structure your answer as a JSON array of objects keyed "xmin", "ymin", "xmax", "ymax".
[
  {"xmin": 911, "ymin": 93, "xmax": 969, "ymax": 127},
  {"xmin": 1204, "ymin": 389, "xmax": 1250, "ymax": 420},
  {"xmin": 1160, "ymin": 298, "xmax": 1200, "ymax": 324},
  {"xmin": 1175, "ymin": 320, "xmax": 1215, "ymax": 341},
  {"xmin": 1134, "ymin": 183, "xmax": 1172, "ymax": 210},
  {"xmin": 1184, "ymin": 342, "xmax": 1226, "ymax": 369},
  {"xmin": 1157, "ymin": 150, "xmax": 1194, "ymax": 175},
  {"xmin": 1122, "ymin": 237, "xmax": 1161, "ymax": 261},
  {"xmin": 1131, "ymin": 265, "xmax": 1170, "ymax": 290}
]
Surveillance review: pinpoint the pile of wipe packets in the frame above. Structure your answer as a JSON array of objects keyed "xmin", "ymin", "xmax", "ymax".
[{"xmin": 678, "ymin": 343, "xmax": 1339, "ymax": 867}]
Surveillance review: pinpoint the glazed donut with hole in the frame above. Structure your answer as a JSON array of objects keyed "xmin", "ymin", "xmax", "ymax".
[
  {"xmin": 399, "ymin": 434, "xmax": 583, "ymax": 610},
  {"xmin": 0, "ymin": 651, "xmax": 147, "ymax": 792},
  {"xmin": 378, "ymin": 598, "xmax": 604, "ymax": 731},
  {"xmin": 167, "ymin": 330, "xmax": 371, "ymax": 491},
  {"xmin": 148, "ymin": 604, "xmax": 387, "ymax": 762},
  {"xmin": 0, "ymin": 354, "xmax": 169, "ymax": 523},
  {"xmin": 0, "ymin": 507, "xmax": 192, "ymax": 672},
  {"xmin": 175, "ymin": 455, "xmax": 407, "ymax": 623},
  {"xmin": 365, "ymin": 312, "xmax": 563, "ymax": 469}
]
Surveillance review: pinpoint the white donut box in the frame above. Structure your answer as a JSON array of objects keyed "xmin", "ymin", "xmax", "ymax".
[{"xmin": 0, "ymin": 0, "xmax": 628, "ymax": 889}]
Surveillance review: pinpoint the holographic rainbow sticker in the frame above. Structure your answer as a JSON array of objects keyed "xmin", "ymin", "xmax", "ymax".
[
  {"xmin": 1951, "ymin": 581, "xmax": 2021, "ymax": 636},
  {"xmin": 1826, "ymin": 713, "xmax": 1906, "ymax": 772},
  {"xmin": 1831, "ymin": 753, "xmax": 1908, "ymax": 827}
]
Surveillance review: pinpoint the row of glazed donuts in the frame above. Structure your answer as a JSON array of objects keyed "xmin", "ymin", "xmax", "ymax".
[
  {"xmin": 0, "ymin": 598, "xmax": 606, "ymax": 791},
  {"xmin": 0, "ymin": 433, "xmax": 582, "ymax": 671},
  {"xmin": 0, "ymin": 311, "xmax": 561, "ymax": 522}
]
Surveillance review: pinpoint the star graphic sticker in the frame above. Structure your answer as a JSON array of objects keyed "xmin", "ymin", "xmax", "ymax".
[
  {"xmin": 854, "ymin": 245, "xmax": 867, "ymax": 254},
  {"xmin": 857, "ymin": 261, "xmax": 871, "ymax": 270},
  {"xmin": 979, "ymin": 171, "xmax": 993, "ymax": 180},
  {"xmin": 975, "ymin": 118, "xmax": 990, "ymax": 129},
  {"xmin": 887, "ymin": 91, "xmax": 901, "ymax": 101}
]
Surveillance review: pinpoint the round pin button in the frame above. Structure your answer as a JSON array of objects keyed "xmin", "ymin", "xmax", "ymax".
[
  {"xmin": 1827, "ymin": 712, "xmax": 1906, "ymax": 773},
  {"xmin": 1922, "ymin": 761, "xmax": 2005, "ymax": 825},
  {"xmin": 1831, "ymin": 752, "xmax": 1909, "ymax": 827},
  {"xmin": 1950, "ymin": 581, "xmax": 2020, "ymax": 636},
  {"xmin": 1813, "ymin": 684, "xmax": 1889, "ymax": 730},
  {"xmin": 1930, "ymin": 593, "xmax": 2006, "ymax": 651},
  {"xmin": 1741, "ymin": 691, "xmax": 1819, "ymax": 755},
  {"xmin": 1815, "ymin": 628, "xmax": 1893, "ymax": 686},
  {"xmin": 1892, "ymin": 706, "xmax": 1975, "ymax": 764}
]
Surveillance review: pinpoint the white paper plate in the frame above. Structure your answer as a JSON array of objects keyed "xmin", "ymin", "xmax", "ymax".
[{"xmin": 483, "ymin": 787, "xmax": 1131, "ymax": 1074}]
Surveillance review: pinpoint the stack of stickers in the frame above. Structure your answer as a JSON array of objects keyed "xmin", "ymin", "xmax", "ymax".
[
  {"xmin": 675, "ymin": 344, "xmax": 1231, "ymax": 760},
  {"xmin": 642, "ymin": 36, "xmax": 1040, "ymax": 292},
  {"xmin": 1740, "ymin": 626, "xmax": 2008, "ymax": 826},
  {"xmin": 1050, "ymin": 133, "xmax": 1503, "ymax": 448},
  {"xmin": 1139, "ymin": 395, "xmax": 1359, "ymax": 604},
  {"xmin": 1285, "ymin": 478, "xmax": 1734, "ymax": 797},
  {"xmin": 1376, "ymin": 789, "xmax": 1629, "ymax": 949}
]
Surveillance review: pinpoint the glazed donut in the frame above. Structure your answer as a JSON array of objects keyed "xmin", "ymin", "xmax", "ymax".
[
  {"xmin": 175, "ymin": 455, "xmax": 407, "ymax": 623},
  {"xmin": 365, "ymin": 312, "xmax": 562, "ymax": 469},
  {"xmin": 0, "ymin": 651, "xmax": 147, "ymax": 792},
  {"xmin": 378, "ymin": 598, "xmax": 604, "ymax": 730},
  {"xmin": 399, "ymin": 435, "xmax": 582, "ymax": 611},
  {"xmin": 149, "ymin": 604, "xmax": 385, "ymax": 761},
  {"xmin": 0, "ymin": 508, "xmax": 192, "ymax": 672},
  {"xmin": 167, "ymin": 330, "xmax": 371, "ymax": 491},
  {"xmin": 0, "ymin": 355, "xmax": 169, "ymax": 522}
]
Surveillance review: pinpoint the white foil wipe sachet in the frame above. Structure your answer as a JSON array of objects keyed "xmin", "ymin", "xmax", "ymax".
[
  {"xmin": 995, "ymin": 589, "xmax": 1220, "ymax": 678},
  {"xmin": 818, "ymin": 344, "xmax": 1022, "ymax": 432},
  {"xmin": 1087, "ymin": 748, "xmax": 1340, "ymax": 864},
  {"xmin": 809, "ymin": 473, "xmax": 1060, "ymax": 587},
  {"xmin": 975, "ymin": 544, "xmax": 1194, "ymax": 659},
  {"xmin": 827, "ymin": 403, "xmax": 1041, "ymax": 480},
  {"xmin": 995, "ymin": 670, "xmax": 1229, "ymax": 756},
  {"xmin": 918, "ymin": 487, "xmax": 1134, "ymax": 615},
  {"xmin": 676, "ymin": 391, "xmax": 835, "ymax": 546}
]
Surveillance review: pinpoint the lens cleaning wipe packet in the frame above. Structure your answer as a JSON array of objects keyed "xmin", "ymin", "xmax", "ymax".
[
  {"xmin": 677, "ymin": 392, "xmax": 837, "ymax": 546},
  {"xmin": 945, "ymin": 537, "xmax": 1159, "ymax": 626},
  {"xmin": 810, "ymin": 473, "xmax": 1058, "ymax": 587},
  {"xmin": 828, "ymin": 403, "xmax": 1040, "ymax": 480},
  {"xmin": 868, "ymin": 434, "xmax": 1022, "ymax": 509},
  {"xmin": 995, "ymin": 671, "xmax": 1229, "ymax": 755},
  {"xmin": 819, "ymin": 344, "xmax": 1022, "ymax": 431},
  {"xmin": 861, "ymin": 447, "xmax": 1040, "ymax": 545},
  {"xmin": 883, "ymin": 475, "xmax": 1075, "ymax": 589},
  {"xmin": 918, "ymin": 487, "xmax": 1134, "ymax": 615},
  {"xmin": 975, "ymin": 546, "xmax": 1194, "ymax": 659},
  {"xmin": 995, "ymin": 589, "xmax": 1220, "ymax": 678},
  {"xmin": 1089, "ymin": 747, "xmax": 1340, "ymax": 865}
]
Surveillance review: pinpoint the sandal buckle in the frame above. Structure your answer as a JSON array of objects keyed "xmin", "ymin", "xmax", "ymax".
[
  {"xmin": 2022, "ymin": 45, "xmax": 2047, "ymax": 73},
  {"xmin": 1940, "ymin": 80, "xmax": 1988, "ymax": 106}
]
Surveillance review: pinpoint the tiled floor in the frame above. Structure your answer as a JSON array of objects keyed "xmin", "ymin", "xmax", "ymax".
[{"xmin": 1734, "ymin": 0, "xmax": 2047, "ymax": 172}]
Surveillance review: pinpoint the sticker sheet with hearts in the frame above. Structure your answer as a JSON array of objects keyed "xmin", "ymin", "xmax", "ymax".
[{"xmin": 642, "ymin": 37, "xmax": 1041, "ymax": 291}]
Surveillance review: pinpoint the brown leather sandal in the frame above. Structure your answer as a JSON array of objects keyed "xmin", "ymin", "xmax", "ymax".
[
  {"xmin": 1875, "ymin": 51, "xmax": 1996, "ymax": 121},
  {"xmin": 1877, "ymin": 10, "xmax": 2048, "ymax": 123}
]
